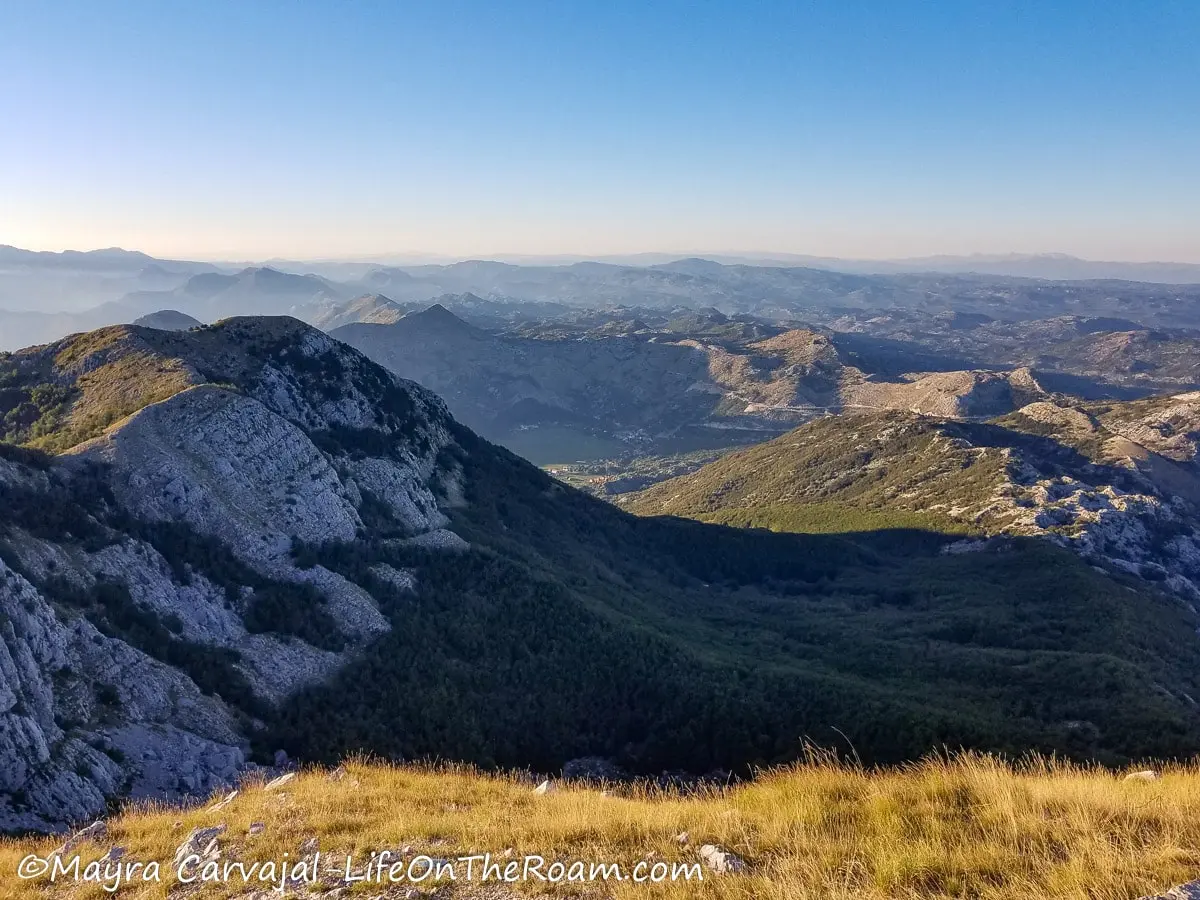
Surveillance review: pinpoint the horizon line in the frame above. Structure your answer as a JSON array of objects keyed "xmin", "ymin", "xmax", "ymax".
[{"xmin": 6, "ymin": 242, "xmax": 1200, "ymax": 269}]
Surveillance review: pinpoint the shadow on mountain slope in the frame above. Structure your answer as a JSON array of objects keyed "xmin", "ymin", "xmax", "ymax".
[{"xmin": 267, "ymin": 424, "xmax": 1200, "ymax": 775}]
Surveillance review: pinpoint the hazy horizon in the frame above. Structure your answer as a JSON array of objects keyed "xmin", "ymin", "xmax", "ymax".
[
  {"xmin": 6, "ymin": 243, "xmax": 1200, "ymax": 269},
  {"xmin": 3, "ymin": 1, "xmax": 1197, "ymax": 262}
]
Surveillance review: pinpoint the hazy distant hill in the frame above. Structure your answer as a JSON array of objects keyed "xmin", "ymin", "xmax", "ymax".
[
  {"xmin": 131, "ymin": 309, "xmax": 203, "ymax": 331},
  {"xmin": 344, "ymin": 258, "xmax": 1200, "ymax": 328},
  {"xmin": 0, "ymin": 245, "xmax": 217, "ymax": 316},
  {"xmin": 863, "ymin": 253, "xmax": 1200, "ymax": 284},
  {"xmin": 332, "ymin": 305, "xmax": 1061, "ymax": 463},
  {"xmin": 306, "ymin": 293, "xmax": 406, "ymax": 330},
  {"xmin": 425, "ymin": 250, "xmax": 1200, "ymax": 284},
  {"xmin": 122, "ymin": 266, "xmax": 346, "ymax": 321}
]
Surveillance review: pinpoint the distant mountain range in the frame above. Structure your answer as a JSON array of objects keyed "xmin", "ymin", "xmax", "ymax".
[
  {"xmin": 5, "ymin": 244, "xmax": 1200, "ymax": 357},
  {"xmin": 696, "ymin": 252, "xmax": 1200, "ymax": 284},
  {"xmin": 0, "ymin": 266, "xmax": 346, "ymax": 350},
  {"xmin": 266, "ymin": 250, "xmax": 1200, "ymax": 284}
]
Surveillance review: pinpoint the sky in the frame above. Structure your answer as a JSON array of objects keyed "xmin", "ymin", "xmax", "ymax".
[{"xmin": 1, "ymin": 1, "xmax": 1198, "ymax": 262}]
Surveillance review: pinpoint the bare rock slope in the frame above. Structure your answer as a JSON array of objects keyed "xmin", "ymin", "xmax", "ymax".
[{"xmin": 0, "ymin": 318, "xmax": 460, "ymax": 830}]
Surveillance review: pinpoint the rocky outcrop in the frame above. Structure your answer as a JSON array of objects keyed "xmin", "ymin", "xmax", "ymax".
[
  {"xmin": 78, "ymin": 385, "xmax": 364, "ymax": 557},
  {"xmin": 0, "ymin": 318, "xmax": 469, "ymax": 830},
  {"xmin": 0, "ymin": 557, "xmax": 245, "ymax": 831},
  {"xmin": 848, "ymin": 370, "xmax": 1030, "ymax": 419}
]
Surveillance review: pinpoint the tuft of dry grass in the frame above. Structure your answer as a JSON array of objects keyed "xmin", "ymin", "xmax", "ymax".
[{"xmin": 1, "ymin": 753, "xmax": 1195, "ymax": 898}]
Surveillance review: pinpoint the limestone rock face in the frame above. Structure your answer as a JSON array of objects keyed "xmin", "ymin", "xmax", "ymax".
[
  {"xmin": 81, "ymin": 385, "xmax": 363, "ymax": 557},
  {"xmin": 0, "ymin": 317, "xmax": 468, "ymax": 830},
  {"xmin": 0, "ymin": 559, "xmax": 244, "ymax": 832}
]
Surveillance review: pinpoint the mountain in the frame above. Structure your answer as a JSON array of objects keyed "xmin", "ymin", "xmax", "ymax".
[
  {"xmin": 287, "ymin": 248, "xmax": 1200, "ymax": 284},
  {"xmin": 331, "ymin": 306, "xmax": 745, "ymax": 462},
  {"xmin": 870, "ymin": 253, "xmax": 1200, "ymax": 284},
  {"xmin": 131, "ymin": 309, "xmax": 203, "ymax": 331},
  {"xmin": 0, "ymin": 245, "xmax": 216, "ymax": 277},
  {"xmin": 4, "ymin": 318, "xmax": 1200, "ymax": 831},
  {"xmin": 342, "ymin": 259, "xmax": 1200, "ymax": 329},
  {"xmin": 0, "ymin": 246, "xmax": 217, "ymax": 321},
  {"xmin": 624, "ymin": 395, "xmax": 1200, "ymax": 602},
  {"xmin": 816, "ymin": 312, "xmax": 1200, "ymax": 396},
  {"xmin": 0, "ymin": 263, "xmax": 346, "ymax": 352},
  {"xmin": 0, "ymin": 246, "xmax": 158, "ymax": 269},
  {"xmin": 307, "ymin": 293, "xmax": 406, "ymax": 330},
  {"xmin": 120, "ymin": 266, "xmax": 347, "ymax": 324},
  {"xmin": 511, "ymin": 251, "xmax": 1200, "ymax": 284},
  {"xmin": 332, "ymin": 308, "xmax": 1053, "ymax": 463},
  {"xmin": 7, "ymin": 243, "xmax": 1200, "ymax": 355}
]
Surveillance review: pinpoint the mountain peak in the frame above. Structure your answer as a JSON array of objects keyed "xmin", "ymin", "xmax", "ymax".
[
  {"xmin": 399, "ymin": 302, "xmax": 475, "ymax": 333},
  {"xmin": 131, "ymin": 309, "xmax": 203, "ymax": 331}
]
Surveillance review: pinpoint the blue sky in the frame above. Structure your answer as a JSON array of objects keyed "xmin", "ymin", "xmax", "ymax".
[{"xmin": 1, "ymin": 0, "xmax": 1197, "ymax": 260}]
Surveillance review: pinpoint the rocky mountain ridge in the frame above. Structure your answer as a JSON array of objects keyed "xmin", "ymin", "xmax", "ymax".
[
  {"xmin": 0, "ymin": 318, "xmax": 459, "ymax": 830},
  {"xmin": 625, "ymin": 393, "xmax": 1200, "ymax": 602}
]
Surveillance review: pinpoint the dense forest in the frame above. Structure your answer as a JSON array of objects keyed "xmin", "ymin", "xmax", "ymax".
[{"xmin": 263, "ymin": 425, "xmax": 1200, "ymax": 771}]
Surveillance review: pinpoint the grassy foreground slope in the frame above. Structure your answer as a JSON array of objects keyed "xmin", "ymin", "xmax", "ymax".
[{"xmin": 2, "ymin": 755, "xmax": 1198, "ymax": 899}]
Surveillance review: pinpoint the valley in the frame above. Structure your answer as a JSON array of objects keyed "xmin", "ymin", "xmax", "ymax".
[{"xmin": 4, "ymin": 315, "xmax": 1200, "ymax": 836}]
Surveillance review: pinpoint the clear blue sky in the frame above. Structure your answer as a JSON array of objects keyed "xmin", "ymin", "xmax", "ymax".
[{"xmin": 1, "ymin": 0, "xmax": 1197, "ymax": 261}]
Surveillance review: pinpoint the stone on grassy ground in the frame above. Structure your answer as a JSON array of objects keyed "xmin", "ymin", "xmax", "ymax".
[
  {"xmin": 174, "ymin": 824, "xmax": 226, "ymax": 874},
  {"xmin": 53, "ymin": 820, "xmax": 106, "ymax": 856},
  {"xmin": 698, "ymin": 844, "xmax": 745, "ymax": 874},
  {"xmin": 209, "ymin": 789, "xmax": 238, "ymax": 810},
  {"xmin": 266, "ymin": 772, "xmax": 297, "ymax": 790}
]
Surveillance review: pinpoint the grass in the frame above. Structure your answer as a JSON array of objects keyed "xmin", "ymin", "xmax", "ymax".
[
  {"xmin": 1, "ymin": 328, "xmax": 195, "ymax": 452},
  {"xmin": 692, "ymin": 500, "xmax": 977, "ymax": 536},
  {"xmin": 623, "ymin": 412, "xmax": 1013, "ymax": 528},
  {"xmin": 2, "ymin": 754, "xmax": 1196, "ymax": 899}
]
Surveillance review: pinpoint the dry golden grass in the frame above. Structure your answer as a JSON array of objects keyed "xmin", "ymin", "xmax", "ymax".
[
  {"xmin": 40, "ymin": 353, "xmax": 195, "ymax": 452},
  {"xmin": 1, "ymin": 753, "xmax": 1194, "ymax": 899}
]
